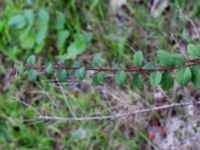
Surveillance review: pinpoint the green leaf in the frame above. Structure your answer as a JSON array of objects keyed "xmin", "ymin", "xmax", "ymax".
[
  {"xmin": 187, "ymin": 44, "xmax": 200, "ymax": 58},
  {"xmin": 75, "ymin": 67, "xmax": 86, "ymax": 80},
  {"xmin": 23, "ymin": 9, "xmax": 34, "ymax": 27},
  {"xmin": 58, "ymin": 69, "xmax": 67, "ymax": 82},
  {"xmin": 28, "ymin": 69, "xmax": 37, "ymax": 81},
  {"xmin": 134, "ymin": 51, "xmax": 143, "ymax": 67},
  {"xmin": 112, "ymin": 64, "xmax": 119, "ymax": 74},
  {"xmin": 46, "ymin": 63, "xmax": 54, "ymax": 74},
  {"xmin": 55, "ymin": 11, "xmax": 65, "ymax": 30},
  {"xmin": 20, "ymin": 31, "xmax": 35, "ymax": 49},
  {"xmin": 0, "ymin": 125, "xmax": 10, "ymax": 141},
  {"xmin": 143, "ymin": 61, "xmax": 154, "ymax": 69},
  {"xmin": 38, "ymin": 8, "xmax": 49, "ymax": 24},
  {"xmin": 59, "ymin": 56, "xmax": 66, "ymax": 65},
  {"xmin": 132, "ymin": 73, "xmax": 144, "ymax": 88},
  {"xmin": 72, "ymin": 61, "xmax": 81, "ymax": 68},
  {"xmin": 160, "ymin": 72, "xmax": 174, "ymax": 90},
  {"xmin": 191, "ymin": 65, "xmax": 200, "ymax": 87},
  {"xmin": 150, "ymin": 71, "xmax": 162, "ymax": 87},
  {"xmin": 19, "ymin": 62, "xmax": 25, "ymax": 74},
  {"xmin": 176, "ymin": 67, "xmax": 192, "ymax": 86},
  {"xmin": 157, "ymin": 50, "xmax": 173, "ymax": 67},
  {"xmin": 8, "ymin": 14, "xmax": 26, "ymax": 29},
  {"xmin": 114, "ymin": 71, "xmax": 126, "ymax": 86},
  {"xmin": 93, "ymin": 72, "xmax": 104, "ymax": 85},
  {"xmin": 66, "ymin": 32, "xmax": 93, "ymax": 59},
  {"xmin": 36, "ymin": 8, "xmax": 49, "ymax": 44},
  {"xmin": 35, "ymin": 42, "xmax": 45, "ymax": 53},
  {"xmin": 27, "ymin": 55, "xmax": 36, "ymax": 65},
  {"xmin": 92, "ymin": 53, "xmax": 101, "ymax": 67},
  {"xmin": 36, "ymin": 25, "xmax": 48, "ymax": 44},
  {"xmin": 56, "ymin": 30, "xmax": 69, "ymax": 50},
  {"xmin": 112, "ymin": 64, "xmax": 119, "ymax": 70},
  {"xmin": 172, "ymin": 54, "xmax": 184, "ymax": 67}
]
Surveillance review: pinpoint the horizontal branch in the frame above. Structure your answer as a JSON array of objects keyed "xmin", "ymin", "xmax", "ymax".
[
  {"xmin": 19, "ymin": 58, "xmax": 200, "ymax": 74},
  {"xmin": 37, "ymin": 101, "xmax": 200, "ymax": 122}
]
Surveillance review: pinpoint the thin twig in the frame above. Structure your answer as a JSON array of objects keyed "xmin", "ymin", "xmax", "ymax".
[
  {"xmin": 13, "ymin": 97, "xmax": 41, "ymax": 115},
  {"xmin": 57, "ymin": 78, "xmax": 77, "ymax": 118},
  {"xmin": 175, "ymin": 0, "xmax": 200, "ymax": 41},
  {"xmin": 37, "ymin": 101, "xmax": 200, "ymax": 122}
]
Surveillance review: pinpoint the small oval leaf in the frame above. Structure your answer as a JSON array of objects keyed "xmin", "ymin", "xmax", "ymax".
[
  {"xmin": 160, "ymin": 71, "xmax": 174, "ymax": 90},
  {"xmin": 28, "ymin": 69, "xmax": 37, "ymax": 81},
  {"xmin": 92, "ymin": 53, "xmax": 101, "ymax": 67},
  {"xmin": 114, "ymin": 71, "xmax": 127, "ymax": 86},
  {"xmin": 75, "ymin": 67, "xmax": 86, "ymax": 80},
  {"xmin": 93, "ymin": 72, "xmax": 104, "ymax": 85},
  {"xmin": 132, "ymin": 73, "xmax": 144, "ymax": 89},
  {"xmin": 27, "ymin": 55, "xmax": 36, "ymax": 65},
  {"xmin": 150, "ymin": 71, "xmax": 162, "ymax": 87},
  {"xmin": 176, "ymin": 67, "xmax": 192, "ymax": 86},
  {"xmin": 157, "ymin": 50, "xmax": 173, "ymax": 67},
  {"xmin": 134, "ymin": 51, "xmax": 143, "ymax": 67},
  {"xmin": 46, "ymin": 63, "xmax": 54, "ymax": 74},
  {"xmin": 191, "ymin": 65, "xmax": 200, "ymax": 87},
  {"xmin": 58, "ymin": 69, "xmax": 67, "ymax": 82},
  {"xmin": 172, "ymin": 54, "xmax": 184, "ymax": 67},
  {"xmin": 187, "ymin": 44, "xmax": 200, "ymax": 59}
]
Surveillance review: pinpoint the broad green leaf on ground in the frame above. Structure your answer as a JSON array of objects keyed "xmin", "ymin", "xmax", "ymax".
[
  {"xmin": 172, "ymin": 54, "xmax": 184, "ymax": 67},
  {"xmin": 56, "ymin": 30, "xmax": 69, "ymax": 50},
  {"xmin": 132, "ymin": 73, "xmax": 144, "ymax": 88},
  {"xmin": 23, "ymin": 9, "xmax": 34, "ymax": 27},
  {"xmin": 36, "ymin": 8, "xmax": 49, "ymax": 44},
  {"xmin": 46, "ymin": 63, "xmax": 54, "ymax": 74},
  {"xmin": 20, "ymin": 31, "xmax": 35, "ymax": 49},
  {"xmin": 114, "ymin": 71, "xmax": 126, "ymax": 86},
  {"xmin": 8, "ymin": 14, "xmax": 26, "ymax": 29},
  {"xmin": 58, "ymin": 69, "xmax": 67, "ymax": 82},
  {"xmin": 55, "ymin": 11, "xmax": 65, "ymax": 30},
  {"xmin": 19, "ymin": 9, "xmax": 35, "ymax": 45},
  {"xmin": 93, "ymin": 72, "xmax": 104, "ymax": 85},
  {"xmin": 92, "ymin": 53, "xmax": 101, "ymax": 67},
  {"xmin": 0, "ymin": 20, "xmax": 6, "ymax": 33},
  {"xmin": 157, "ymin": 50, "xmax": 173, "ymax": 67},
  {"xmin": 187, "ymin": 44, "xmax": 200, "ymax": 58},
  {"xmin": 150, "ymin": 71, "xmax": 162, "ymax": 87},
  {"xmin": 134, "ymin": 51, "xmax": 143, "ymax": 67},
  {"xmin": 66, "ymin": 32, "xmax": 93, "ymax": 59},
  {"xmin": 176, "ymin": 67, "xmax": 192, "ymax": 86},
  {"xmin": 27, "ymin": 55, "xmax": 36, "ymax": 65},
  {"xmin": 75, "ymin": 67, "xmax": 86, "ymax": 80},
  {"xmin": 160, "ymin": 71, "xmax": 174, "ymax": 90},
  {"xmin": 191, "ymin": 65, "xmax": 200, "ymax": 87},
  {"xmin": 35, "ymin": 42, "xmax": 45, "ymax": 53},
  {"xmin": 28, "ymin": 69, "xmax": 37, "ymax": 81}
]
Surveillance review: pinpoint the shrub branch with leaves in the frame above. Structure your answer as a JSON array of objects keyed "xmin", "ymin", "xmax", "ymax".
[{"xmin": 13, "ymin": 43, "xmax": 200, "ymax": 90}]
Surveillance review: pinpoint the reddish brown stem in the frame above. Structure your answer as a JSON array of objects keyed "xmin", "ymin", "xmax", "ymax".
[{"xmin": 16, "ymin": 59, "xmax": 200, "ymax": 74}]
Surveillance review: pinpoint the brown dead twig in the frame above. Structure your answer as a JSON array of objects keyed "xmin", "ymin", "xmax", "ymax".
[{"xmin": 37, "ymin": 101, "xmax": 200, "ymax": 122}]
